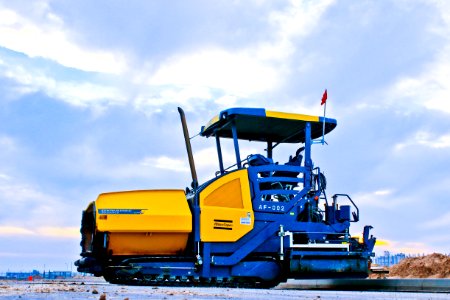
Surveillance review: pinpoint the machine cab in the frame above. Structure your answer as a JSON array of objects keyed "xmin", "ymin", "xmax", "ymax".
[{"xmin": 198, "ymin": 108, "xmax": 337, "ymax": 217}]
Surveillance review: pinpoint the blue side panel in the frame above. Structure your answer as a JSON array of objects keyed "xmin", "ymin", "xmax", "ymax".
[
  {"xmin": 219, "ymin": 108, "xmax": 266, "ymax": 119},
  {"xmin": 213, "ymin": 222, "xmax": 280, "ymax": 266},
  {"xmin": 231, "ymin": 261, "xmax": 281, "ymax": 281},
  {"xmin": 209, "ymin": 220, "xmax": 278, "ymax": 254}
]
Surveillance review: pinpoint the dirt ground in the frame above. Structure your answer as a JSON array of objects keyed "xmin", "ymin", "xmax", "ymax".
[
  {"xmin": 0, "ymin": 278, "xmax": 449, "ymax": 300},
  {"xmin": 2, "ymin": 254, "xmax": 450, "ymax": 299},
  {"xmin": 389, "ymin": 253, "xmax": 450, "ymax": 278}
]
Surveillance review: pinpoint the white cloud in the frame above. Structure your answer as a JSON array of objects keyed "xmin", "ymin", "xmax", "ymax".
[
  {"xmin": 0, "ymin": 178, "xmax": 54, "ymax": 207},
  {"xmin": 0, "ymin": 135, "xmax": 16, "ymax": 152},
  {"xmin": 0, "ymin": 5, "xmax": 126, "ymax": 74},
  {"xmin": 55, "ymin": 141, "xmax": 191, "ymax": 183},
  {"xmin": 388, "ymin": 50, "xmax": 450, "ymax": 114},
  {"xmin": 385, "ymin": 2, "xmax": 450, "ymax": 114},
  {"xmin": 374, "ymin": 189, "xmax": 393, "ymax": 196},
  {"xmin": 0, "ymin": 60, "xmax": 126, "ymax": 108},
  {"xmin": 0, "ymin": 225, "xmax": 78, "ymax": 238},
  {"xmin": 0, "ymin": 0, "xmax": 336, "ymax": 112},
  {"xmin": 194, "ymin": 147, "xmax": 223, "ymax": 170},
  {"xmin": 148, "ymin": 47, "xmax": 281, "ymax": 97},
  {"xmin": 375, "ymin": 240, "xmax": 434, "ymax": 255},
  {"xmin": 354, "ymin": 189, "xmax": 396, "ymax": 208},
  {"xmin": 263, "ymin": 0, "xmax": 335, "ymax": 60},
  {"xmin": 0, "ymin": 174, "xmax": 76, "ymax": 229},
  {"xmin": 36, "ymin": 226, "xmax": 79, "ymax": 238},
  {"xmin": 0, "ymin": 226, "xmax": 34, "ymax": 236},
  {"xmin": 214, "ymin": 95, "xmax": 238, "ymax": 107},
  {"xmin": 0, "ymin": 3, "xmax": 132, "ymax": 110},
  {"xmin": 134, "ymin": 86, "xmax": 213, "ymax": 113},
  {"xmin": 141, "ymin": 156, "xmax": 190, "ymax": 173},
  {"xmin": 145, "ymin": 0, "xmax": 335, "ymax": 99},
  {"xmin": 422, "ymin": 211, "xmax": 450, "ymax": 229},
  {"xmin": 395, "ymin": 131, "xmax": 450, "ymax": 150},
  {"xmin": 0, "ymin": 173, "xmax": 11, "ymax": 180}
]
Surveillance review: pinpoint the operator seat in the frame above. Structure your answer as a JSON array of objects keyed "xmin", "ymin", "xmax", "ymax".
[
  {"xmin": 247, "ymin": 154, "xmax": 273, "ymax": 167},
  {"xmin": 246, "ymin": 154, "xmax": 273, "ymax": 177},
  {"xmin": 273, "ymin": 146, "xmax": 304, "ymax": 178}
]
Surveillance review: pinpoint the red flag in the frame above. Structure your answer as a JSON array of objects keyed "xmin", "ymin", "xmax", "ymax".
[{"xmin": 321, "ymin": 89, "xmax": 327, "ymax": 105}]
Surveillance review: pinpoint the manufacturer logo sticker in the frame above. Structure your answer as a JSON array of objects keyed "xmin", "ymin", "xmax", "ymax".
[
  {"xmin": 98, "ymin": 209, "xmax": 147, "ymax": 215},
  {"xmin": 213, "ymin": 219, "xmax": 233, "ymax": 230}
]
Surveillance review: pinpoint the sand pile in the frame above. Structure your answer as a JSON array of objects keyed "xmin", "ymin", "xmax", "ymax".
[{"xmin": 389, "ymin": 253, "xmax": 450, "ymax": 278}]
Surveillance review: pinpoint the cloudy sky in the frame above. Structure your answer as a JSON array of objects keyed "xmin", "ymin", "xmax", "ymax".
[{"xmin": 0, "ymin": 0, "xmax": 449, "ymax": 271}]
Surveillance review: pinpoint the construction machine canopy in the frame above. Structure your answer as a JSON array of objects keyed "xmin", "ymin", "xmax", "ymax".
[{"xmin": 200, "ymin": 108, "xmax": 337, "ymax": 143}]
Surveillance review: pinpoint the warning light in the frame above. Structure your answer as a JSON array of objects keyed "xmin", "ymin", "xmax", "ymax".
[{"xmin": 314, "ymin": 196, "xmax": 319, "ymax": 201}]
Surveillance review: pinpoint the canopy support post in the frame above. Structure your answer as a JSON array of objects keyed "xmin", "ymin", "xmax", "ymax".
[
  {"xmin": 231, "ymin": 121, "xmax": 242, "ymax": 169},
  {"xmin": 304, "ymin": 122, "xmax": 313, "ymax": 189},
  {"xmin": 267, "ymin": 141, "xmax": 273, "ymax": 159},
  {"xmin": 215, "ymin": 134, "xmax": 225, "ymax": 175}
]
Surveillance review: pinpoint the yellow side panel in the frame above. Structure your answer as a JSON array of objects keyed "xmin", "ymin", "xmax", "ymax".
[
  {"xmin": 266, "ymin": 111, "xmax": 319, "ymax": 122},
  {"xmin": 108, "ymin": 232, "xmax": 188, "ymax": 255},
  {"xmin": 200, "ymin": 169, "xmax": 254, "ymax": 242},
  {"xmin": 203, "ymin": 178, "xmax": 244, "ymax": 208},
  {"xmin": 96, "ymin": 189, "xmax": 192, "ymax": 233}
]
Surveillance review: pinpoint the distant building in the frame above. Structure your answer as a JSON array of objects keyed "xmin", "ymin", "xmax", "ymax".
[
  {"xmin": 1, "ymin": 270, "xmax": 73, "ymax": 280},
  {"xmin": 3, "ymin": 270, "xmax": 40, "ymax": 280},
  {"xmin": 374, "ymin": 251, "xmax": 408, "ymax": 267},
  {"xmin": 42, "ymin": 271, "xmax": 73, "ymax": 279}
]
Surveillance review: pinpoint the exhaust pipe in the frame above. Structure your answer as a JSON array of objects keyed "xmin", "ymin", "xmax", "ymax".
[{"xmin": 178, "ymin": 107, "xmax": 198, "ymax": 189}]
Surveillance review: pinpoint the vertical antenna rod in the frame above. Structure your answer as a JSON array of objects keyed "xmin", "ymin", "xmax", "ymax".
[{"xmin": 178, "ymin": 107, "xmax": 198, "ymax": 189}]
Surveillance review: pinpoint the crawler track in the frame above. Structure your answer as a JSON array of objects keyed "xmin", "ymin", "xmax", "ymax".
[
  {"xmin": 106, "ymin": 276, "xmax": 280, "ymax": 288},
  {"xmin": 103, "ymin": 271, "xmax": 281, "ymax": 288}
]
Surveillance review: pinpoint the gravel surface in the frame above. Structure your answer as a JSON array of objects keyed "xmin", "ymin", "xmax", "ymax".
[{"xmin": 0, "ymin": 278, "xmax": 448, "ymax": 300}]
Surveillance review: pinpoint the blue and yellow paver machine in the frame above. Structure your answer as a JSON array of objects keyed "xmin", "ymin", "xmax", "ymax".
[{"xmin": 75, "ymin": 107, "xmax": 376, "ymax": 287}]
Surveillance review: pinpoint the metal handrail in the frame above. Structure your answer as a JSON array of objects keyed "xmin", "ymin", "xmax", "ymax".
[{"xmin": 332, "ymin": 193, "xmax": 359, "ymax": 222}]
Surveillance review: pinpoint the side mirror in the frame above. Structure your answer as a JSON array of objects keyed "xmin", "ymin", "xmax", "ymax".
[{"xmin": 352, "ymin": 211, "xmax": 359, "ymax": 222}]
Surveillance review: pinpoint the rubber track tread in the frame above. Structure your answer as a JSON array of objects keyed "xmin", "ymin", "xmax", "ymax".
[{"xmin": 104, "ymin": 271, "xmax": 279, "ymax": 288}]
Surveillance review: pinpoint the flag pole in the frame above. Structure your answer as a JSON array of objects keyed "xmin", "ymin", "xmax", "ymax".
[
  {"xmin": 320, "ymin": 89, "xmax": 327, "ymax": 145},
  {"xmin": 322, "ymin": 100, "xmax": 326, "ymax": 145}
]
